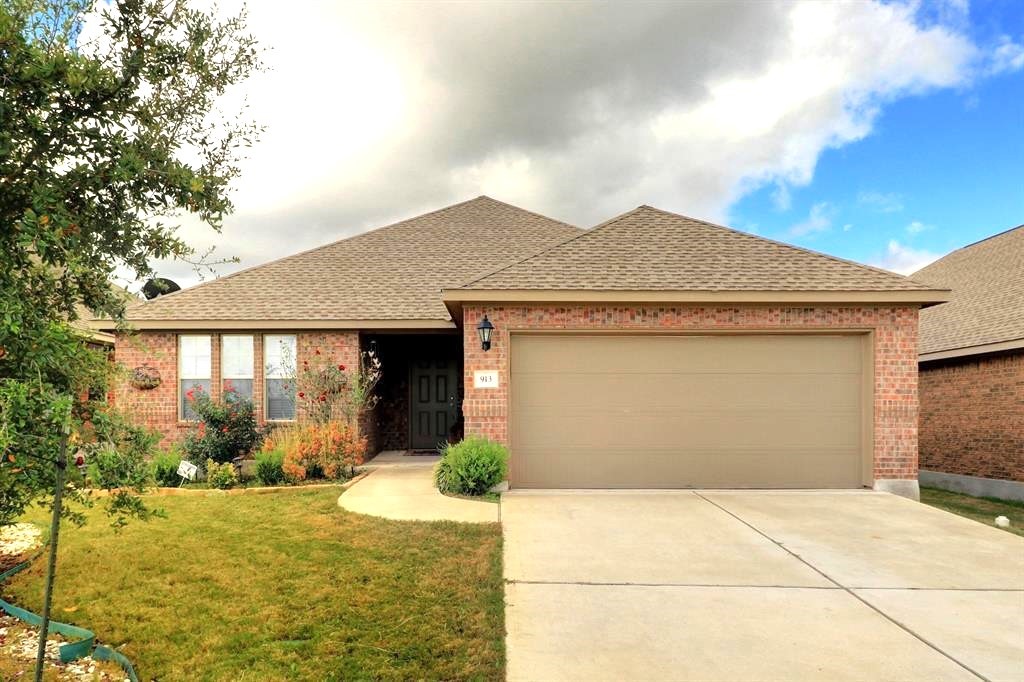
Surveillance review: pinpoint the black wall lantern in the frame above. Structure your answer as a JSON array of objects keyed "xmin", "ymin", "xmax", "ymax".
[{"xmin": 477, "ymin": 315, "xmax": 494, "ymax": 351}]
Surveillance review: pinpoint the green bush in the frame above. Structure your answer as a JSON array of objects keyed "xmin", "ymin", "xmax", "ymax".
[
  {"xmin": 255, "ymin": 449, "xmax": 286, "ymax": 486},
  {"xmin": 434, "ymin": 436, "xmax": 508, "ymax": 496},
  {"xmin": 151, "ymin": 449, "xmax": 183, "ymax": 487},
  {"xmin": 182, "ymin": 390, "xmax": 264, "ymax": 465},
  {"xmin": 205, "ymin": 458, "xmax": 237, "ymax": 490},
  {"xmin": 84, "ymin": 408, "xmax": 159, "ymax": 490}
]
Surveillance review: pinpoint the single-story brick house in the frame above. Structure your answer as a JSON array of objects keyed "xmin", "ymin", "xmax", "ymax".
[
  {"xmin": 912, "ymin": 225, "xmax": 1023, "ymax": 501},
  {"xmin": 108, "ymin": 196, "xmax": 948, "ymax": 498}
]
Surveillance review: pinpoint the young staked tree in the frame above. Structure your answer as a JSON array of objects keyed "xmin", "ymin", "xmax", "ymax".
[{"xmin": 0, "ymin": 0, "xmax": 263, "ymax": 527}]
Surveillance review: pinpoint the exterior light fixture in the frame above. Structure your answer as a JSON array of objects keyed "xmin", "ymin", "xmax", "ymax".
[{"xmin": 477, "ymin": 315, "xmax": 494, "ymax": 351}]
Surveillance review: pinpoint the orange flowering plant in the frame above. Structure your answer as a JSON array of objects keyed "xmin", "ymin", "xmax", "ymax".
[{"xmin": 262, "ymin": 421, "xmax": 366, "ymax": 482}]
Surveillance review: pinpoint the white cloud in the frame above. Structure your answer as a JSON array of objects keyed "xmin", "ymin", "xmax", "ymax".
[
  {"xmin": 906, "ymin": 220, "xmax": 934, "ymax": 234},
  {"xmin": 89, "ymin": 1, "xmax": 998, "ymax": 287},
  {"xmin": 857, "ymin": 190, "xmax": 904, "ymax": 213},
  {"xmin": 788, "ymin": 202, "xmax": 836, "ymax": 237},
  {"xmin": 872, "ymin": 240, "xmax": 942, "ymax": 275},
  {"xmin": 987, "ymin": 35, "xmax": 1024, "ymax": 74}
]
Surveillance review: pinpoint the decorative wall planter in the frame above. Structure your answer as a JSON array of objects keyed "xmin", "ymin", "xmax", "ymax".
[{"xmin": 130, "ymin": 365, "xmax": 162, "ymax": 390}]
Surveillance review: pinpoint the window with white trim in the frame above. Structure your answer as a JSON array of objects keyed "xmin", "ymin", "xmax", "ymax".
[
  {"xmin": 179, "ymin": 335, "xmax": 211, "ymax": 420},
  {"xmin": 264, "ymin": 334, "xmax": 297, "ymax": 420},
  {"xmin": 221, "ymin": 335, "xmax": 254, "ymax": 402}
]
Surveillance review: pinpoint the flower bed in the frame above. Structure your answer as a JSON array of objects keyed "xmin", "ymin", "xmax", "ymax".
[{"xmin": 0, "ymin": 615, "xmax": 127, "ymax": 682}]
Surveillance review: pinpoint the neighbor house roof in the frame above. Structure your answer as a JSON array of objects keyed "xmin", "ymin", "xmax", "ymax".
[
  {"xmin": 913, "ymin": 225, "xmax": 1024, "ymax": 361},
  {"xmin": 72, "ymin": 304, "xmax": 115, "ymax": 346},
  {"xmin": 122, "ymin": 197, "xmax": 580, "ymax": 329},
  {"xmin": 444, "ymin": 206, "xmax": 947, "ymax": 306}
]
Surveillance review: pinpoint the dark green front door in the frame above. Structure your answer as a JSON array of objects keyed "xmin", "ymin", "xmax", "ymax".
[{"xmin": 410, "ymin": 357, "xmax": 458, "ymax": 450}]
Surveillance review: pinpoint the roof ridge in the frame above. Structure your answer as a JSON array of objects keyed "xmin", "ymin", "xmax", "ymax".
[
  {"xmin": 134, "ymin": 196, "xmax": 570, "ymax": 310},
  {"xmin": 473, "ymin": 195, "xmax": 580, "ymax": 232},
  {"xmin": 639, "ymin": 205, "xmax": 939, "ymax": 290},
  {"xmin": 456, "ymin": 206, "xmax": 647, "ymax": 289}
]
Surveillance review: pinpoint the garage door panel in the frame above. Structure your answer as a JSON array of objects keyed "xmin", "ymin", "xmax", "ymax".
[
  {"xmin": 513, "ymin": 411, "xmax": 861, "ymax": 450},
  {"xmin": 512, "ymin": 447, "xmax": 863, "ymax": 489},
  {"xmin": 513, "ymin": 373, "xmax": 861, "ymax": 413},
  {"xmin": 513, "ymin": 334, "xmax": 862, "ymax": 375},
  {"xmin": 510, "ymin": 334, "xmax": 866, "ymax": 489}
]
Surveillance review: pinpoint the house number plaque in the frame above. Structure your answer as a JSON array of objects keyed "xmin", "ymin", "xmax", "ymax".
[{"xmin": 473, "ymin": 370, "xmax": 499, "ymax": 389}]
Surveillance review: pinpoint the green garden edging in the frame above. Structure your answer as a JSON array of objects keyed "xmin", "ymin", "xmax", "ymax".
[{"xmin": 0, "ymin": 545, "xmax": 138, "ymax": 681}]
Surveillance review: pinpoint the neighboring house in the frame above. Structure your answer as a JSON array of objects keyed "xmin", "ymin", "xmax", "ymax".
[
  {"xmin": 72, "ymin": 304, "xmax": 115, "ymax": 349},
  {"xmin": 912, "ymin": 226, "xmax": 1024, "ymax": 501},
  {"xmin": 107, "ymin": 196, "xmax": 948, "ymax": 498}
]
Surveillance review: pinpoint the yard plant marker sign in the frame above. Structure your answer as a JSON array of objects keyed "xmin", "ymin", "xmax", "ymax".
[{"xmin": 177, "ymin": 460, "xmax": 199, "ymax": 486}]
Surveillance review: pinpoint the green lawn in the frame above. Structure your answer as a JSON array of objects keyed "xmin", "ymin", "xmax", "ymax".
[
  {"xmin": 2, "ymin": 488, "xmax": 504, "ymax": 680},
  {"xmin": 921, "ymin": 486, "xmax": 1024, "ymax": 537}
]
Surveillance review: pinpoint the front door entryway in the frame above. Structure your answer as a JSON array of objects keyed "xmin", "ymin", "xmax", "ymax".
[{"xmin": 410, "ymin": 356, "xmax": 459, "ymax": 450}]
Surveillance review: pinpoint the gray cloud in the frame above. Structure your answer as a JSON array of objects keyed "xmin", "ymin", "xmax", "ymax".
[{"xmin": 135, "ymin": 1, "xmax": 989, "ymax": 288}]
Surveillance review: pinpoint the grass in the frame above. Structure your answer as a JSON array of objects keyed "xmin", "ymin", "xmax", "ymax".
[
  {"xmin": 2, "ymin": 488, "xmax": 504, "ymax": 680},
  {"xmin": 921, "ymin": 486, "xmax": 1024, "ymax": 537}
]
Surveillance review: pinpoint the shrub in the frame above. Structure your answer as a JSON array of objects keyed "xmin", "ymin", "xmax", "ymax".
[
  {"xmin": 83, "ymin": 408, "xmax": 160, "ymax": 490},
  {"xmin": 255, "ymin": 449, "xmax": 286, "ymax": 486},
  {"xmin": 434, "ymin": 436, "xmax": 508, "ymax": 496},
  {"xmin": 182, "ymin": 390, "xmax": 264, "ymax": 465},
  {"xmin": 263, "ymin": 421, "xmax": 366, "ymax": 483},
  {"xmin": 205, "ymin": 458, "xmax": 237, "ymax": 489},
  {"xmin": 151, "ymin": 449, "xmax": 183, "ymax": 487}
]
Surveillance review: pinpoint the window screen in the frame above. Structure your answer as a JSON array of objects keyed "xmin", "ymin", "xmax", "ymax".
[
  {"xmin": 221, "ymin": 335, "xmax": 254, "ymax": 402},
  {"xmin": 179, "ymin": 335, "xmax": 211, "ymax": 420},
  {"xmin": 264, "ymin": 334, "xmax": 297, "ymax": 420}
]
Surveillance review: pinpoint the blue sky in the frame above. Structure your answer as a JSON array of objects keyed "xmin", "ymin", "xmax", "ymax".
[{"xmin": 730, "ymin": 1, "xmax": 1023, "ymax": 274}]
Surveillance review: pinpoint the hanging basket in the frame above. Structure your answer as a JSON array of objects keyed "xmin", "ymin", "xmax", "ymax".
[{"xmin": 130, "ymin": 365, "xmax": 162, "ymax": 390}]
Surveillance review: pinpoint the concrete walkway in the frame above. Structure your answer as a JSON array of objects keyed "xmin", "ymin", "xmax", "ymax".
[
  {"xmin": 338, "ymin": 451, "xmax": 499, "ymax": 523},
  {"xmin": 503, "ymin": 490, "xmax": 1024, "ymax": 682}
]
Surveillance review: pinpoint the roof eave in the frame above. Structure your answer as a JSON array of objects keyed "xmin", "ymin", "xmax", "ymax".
[
  {"xmin": 109, "ymin": 318, "xmax": 456, "ymax": 332},
  {"xmin": 442, "ymin": 288, "xmax": 950, "ymax": 307},
  {"xmin": 919, "ymin": 337, "xmax": 1024, "ymax": 363}
]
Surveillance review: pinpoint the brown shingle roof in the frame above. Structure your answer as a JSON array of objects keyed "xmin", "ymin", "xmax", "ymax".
[
  {"xmin": 459, "ymin": 206, "xmax": 940, "ymax": 292},
  {"xmin": 913, "ymin": 225, "xmax": 1024, "ymax": 357},
  {"xmin": 126, "ymin": 197, "xmax": 580, "ymax": 325}
]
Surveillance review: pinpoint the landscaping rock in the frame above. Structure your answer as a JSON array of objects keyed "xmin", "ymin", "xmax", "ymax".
[
  {"xmin": 0, "ymin": 522, "xmax": 42, "ymax": 558},
  {"xmin": 0, "ymin": 614, "xmax": 127, "ymax": 681}
]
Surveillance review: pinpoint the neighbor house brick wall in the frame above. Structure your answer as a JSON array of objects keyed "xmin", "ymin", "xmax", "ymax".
[
  {"xmin": 462, "ymin": 304, "xmax": 920, "ymax": 483},
  {"xmin": 919, "ymin": 351, "xmax": 1024, "ymax": 481},
  {"xmin": 114, "ymin": 330, "xmax": 364, "ymax": 448}
]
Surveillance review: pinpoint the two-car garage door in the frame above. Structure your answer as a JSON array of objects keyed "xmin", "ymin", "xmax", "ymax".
[{"xmin": 509, "ymin": 334, "xmax": 868, "ymax": 489}]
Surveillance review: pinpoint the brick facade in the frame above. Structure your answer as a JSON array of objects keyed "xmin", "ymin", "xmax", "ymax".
[
  {"xmin": 919, "ymin": 351, "xmax": 1024, "ymax": 482},
  {"xmin": 461, "ymin": 304, "xmax": 921, "ymax": 484},
  {"xmin": 114, "ymin": 330, "xmax": 361, "ymax": 448}
]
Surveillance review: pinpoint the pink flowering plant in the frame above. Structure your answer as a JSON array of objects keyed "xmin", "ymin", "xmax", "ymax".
[
  {"xmin": 182, "ymin": 386, "xmax": 264, "ymax": 465},
  {"xmin": 292, "ymin": 341, "xmax": 382, "ymax": 425}
]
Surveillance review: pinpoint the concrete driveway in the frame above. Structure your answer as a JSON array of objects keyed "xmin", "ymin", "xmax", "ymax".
[{"xmin": 502, "ymin": 490, "xmax": 1024, "ymax": 682}]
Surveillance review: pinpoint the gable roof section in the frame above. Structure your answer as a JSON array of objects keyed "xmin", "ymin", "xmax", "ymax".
[
  {"xmin": 913, "ymin": 225, "xmax": 1024, "ymax": 360},
  {"xmin": 124, "ymin": 196, "xmax": 580, "ymax": 329},
  {"xmin": 446, "ymin": 206, "xmax": 946, "ymax": 305}
]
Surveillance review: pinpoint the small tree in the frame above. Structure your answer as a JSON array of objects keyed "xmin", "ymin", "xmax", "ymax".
[{"xmin": 0, "ymin": 0, "xmax": 263, "ymax": 525}]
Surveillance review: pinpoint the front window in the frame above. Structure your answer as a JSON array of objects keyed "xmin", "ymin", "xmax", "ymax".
[
  {"xmin": 264, "ymin": 334, "xmax": 297, "ymax": 420},
  {"xmin": 179, "ymin": 335, "xmax": 211, "ymax": 420},
  {"xmin": 221, "ymin": 335, "xmax": 254, "ymax": 402}
]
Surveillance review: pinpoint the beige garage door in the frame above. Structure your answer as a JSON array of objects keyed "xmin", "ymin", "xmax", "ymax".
[{"xmin": 510, "ymin": 334, "xmax": 867, "ymax": 489}]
